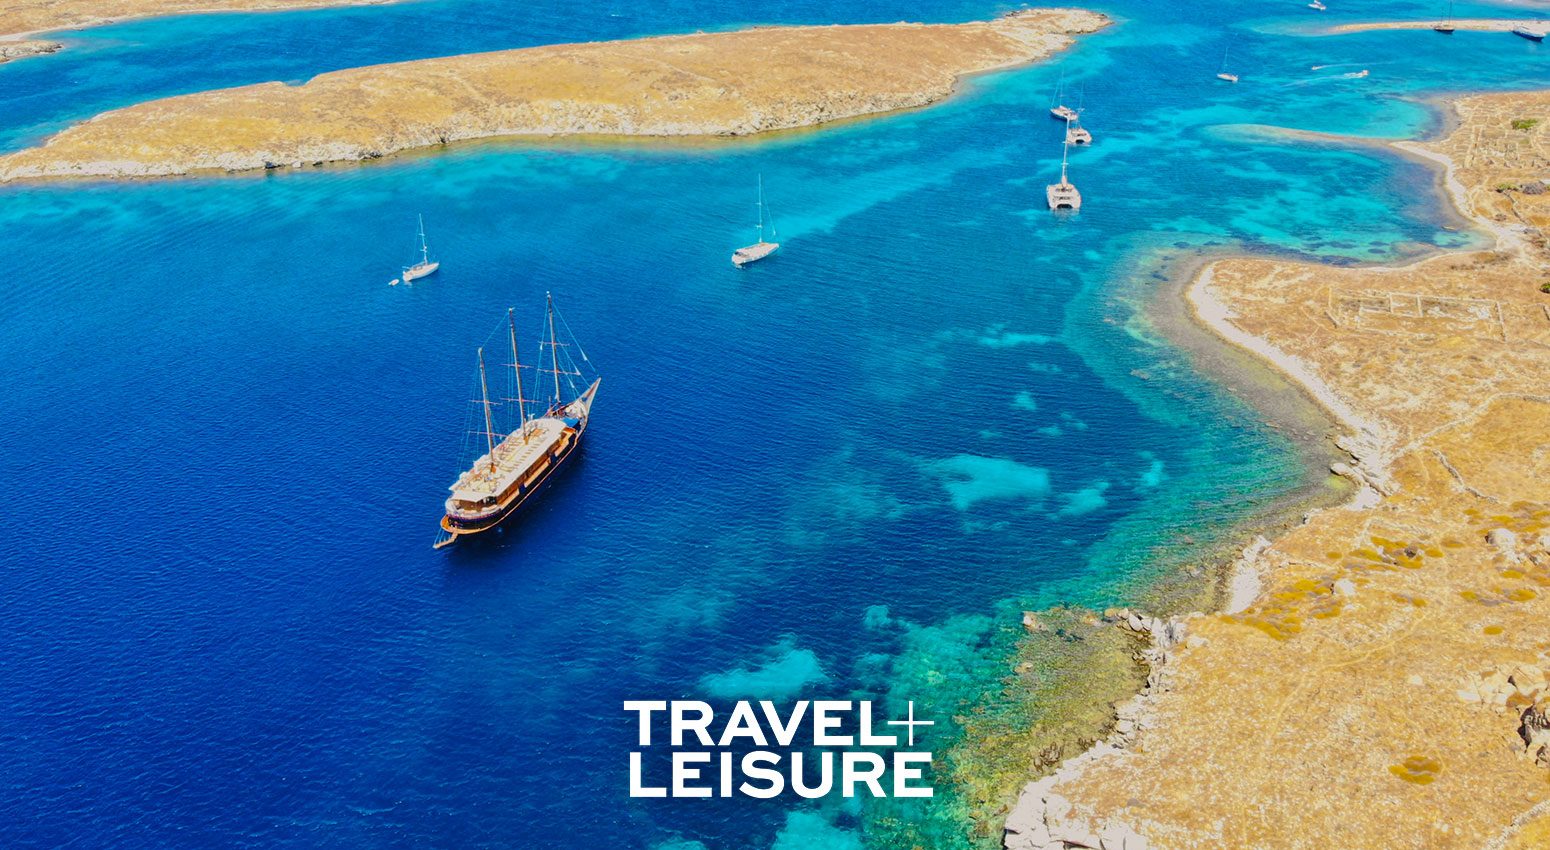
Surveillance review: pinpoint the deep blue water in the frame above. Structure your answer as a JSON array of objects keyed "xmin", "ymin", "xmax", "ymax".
[{"xmin": 0, "ymin": 0, "xmax": 1535, "ymax": 847}]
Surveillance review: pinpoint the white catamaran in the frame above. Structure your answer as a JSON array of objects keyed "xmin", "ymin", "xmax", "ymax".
[
  {"xmin": 402, "ymin": 215, "xmax": 440, "ymax": 282},
  {"xmin": 732, "ymin": 176, "xmax": 780, "ymax": 267},
  {"xmin": 1047, "ymin": 129, "xmax": 1082, "ymax": 212}
]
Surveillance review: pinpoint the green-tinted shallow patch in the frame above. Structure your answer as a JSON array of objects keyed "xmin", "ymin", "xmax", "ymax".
[{"xmin": 864, "ymin": 607, "xmax": 1148, "ymax": 849}]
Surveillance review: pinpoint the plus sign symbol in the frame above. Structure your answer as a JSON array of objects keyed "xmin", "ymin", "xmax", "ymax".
[{"xmin": 885, "ymin": 701, "xmax": 934, "ymax": 747}]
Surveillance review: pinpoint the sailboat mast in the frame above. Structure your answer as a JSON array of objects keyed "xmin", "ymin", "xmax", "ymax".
[
  {"xmin": 476, "ymin": 347, "xmax": 497, "ymax": 472},
  {"xmin": 507, "ymin": 308, "xmax": 529, "ymax": 443},
  {"xmin": 756, "ymin": 175, "xmax": 765, "ymax": 244},
  {"xmin": 546, "ymin": 292, "xmax": 562, "ymax": 407},
  {"xmin": 1060, "ymin": 129, "xmax": 1070, "ymax": 183}
]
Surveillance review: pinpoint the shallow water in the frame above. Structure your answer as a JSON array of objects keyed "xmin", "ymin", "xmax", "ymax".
[{"xmin": 0, "ymin": 0, "xmax": 1531, "ymax": 847}]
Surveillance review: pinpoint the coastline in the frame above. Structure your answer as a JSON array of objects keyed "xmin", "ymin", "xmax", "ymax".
[
  {"xmin": 1004, "ymin": 91, "xmax": 1550, "ymax": 849},
  {"xmin": 0, "ymin": 8, "xmax": 1111, "ymax": 182},
  {"xmin": 0, "ymin": 0, "xmax": 401, "ymax": 45}
]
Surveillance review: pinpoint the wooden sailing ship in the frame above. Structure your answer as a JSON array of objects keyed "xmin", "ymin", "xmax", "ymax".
[{"xmin": 435, "ymin": 294, "xmax": 599, "ymax": 549}]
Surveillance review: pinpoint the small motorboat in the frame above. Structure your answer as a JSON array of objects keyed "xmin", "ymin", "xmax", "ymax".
[
  {"xmin": 1512, "ymin": 25, "xmax": 1547, "ymax": 41},
  {"xmin": 1309, "ymin": 0, "xmax": 1327, "ymax": 9}
]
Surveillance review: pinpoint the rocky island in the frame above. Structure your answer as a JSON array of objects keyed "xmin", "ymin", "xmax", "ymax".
[
  {"xmin": 0, "ymin": 0, "xmax": 395, "ymax": 41},
  {"xmin": 1002, "ymin": 91, "xmax": 1550, "ymax": 850},
  {"xmin": 0, "ymin": 8, "xmax": 1109, "ymax": 181}
]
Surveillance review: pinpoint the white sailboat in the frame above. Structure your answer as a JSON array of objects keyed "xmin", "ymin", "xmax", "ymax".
[
  {"xmin": 732, "ymin": 176, "xmax": 780, "ymax": 267},
  {"xmin": 1216, "ymin": 41, "xmax": 1239, "ymax": 82},
  {"xmin": 1049, "ymin": 71, "xmax": 1078, "ymax": 121},
  {"xmin": 402, "ymin": 214, "xmax": 440, "ymax": 282}
]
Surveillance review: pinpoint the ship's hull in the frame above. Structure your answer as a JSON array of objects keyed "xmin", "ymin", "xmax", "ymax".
[
  {"xmin": 403, "ymin": 261, "xmax": 440, "ymax": 281},
  {"xmin": 1047, "ymin": 183, "xmax": 1082, "ymax": 211},
  {"xmin": 435, "ymin": 379, "xmax": 599, "ymax": 548},
  {"xmin": 1513, "ymin": 28, "xmax": 1546, "ymax": 41},
  {"xmin": 732, "ymin": 242, "xmax": 779, "ymax": 267},
  {"xmin": 437, "ymin": 417, "xmax": 586, "ymax": 543}
]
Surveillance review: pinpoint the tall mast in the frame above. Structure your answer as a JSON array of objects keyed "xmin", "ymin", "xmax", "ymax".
[
  {"xmin": 508, "ymin": 308, "xmax": 529, "ymax": 443},
  {"xmin": 1060, "ymin": 128, "xmax": 1070, "ymax": 184},
  {"xmin": 418, "ymin": 214, "xmax": 429, "ymax": 265},
  {"xmin": 546, "ymin": 292, "xmax": 562, "ymax": 407},
  {"xmin": 756, "ymin": 174, "xmax": 765, "ymax": 244},
  {"xmin": 477, "ymin": 347, "xmax": 497, "ymax": 472}
]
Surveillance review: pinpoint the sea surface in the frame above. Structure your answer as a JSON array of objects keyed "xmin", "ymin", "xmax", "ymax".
[{"xmin": 0, "ymin": 0, "xmax": 1535, "ymax": 847}]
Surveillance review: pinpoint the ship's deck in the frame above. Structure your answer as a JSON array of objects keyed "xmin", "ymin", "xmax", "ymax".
[{"xmin": 448, "ymin": 417, "xmax": 566, "ymax": 504}]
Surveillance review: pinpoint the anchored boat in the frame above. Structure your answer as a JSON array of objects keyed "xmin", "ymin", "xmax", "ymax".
[
  {"xmin": 1049, "ymin": 74, "xmax": 1078, "ymax": 121},
  {"xmin": 1433, "ymin": 0, "xmax": 1456, "ymax": 33},
  {"xmin": 732, "ymin": 175, "xmax": 780, "ymax": 267},
  {"xmin": 402, "ymin": 214, "xmax": 440, "ymax": 282},
  {"xmin": 1047, "ymin": 131, "xmax": 1081, "ymax": 212},
  {"xmin": 1216, "ymin": 40, "xmax": 1239, "ymax": 82},
  {"xmin": 1512, "ymin": 25, "xmax": 1547, "ymax": 41},
  {"xmin": 435, "ymin": 294, "xmax": 599, "ymax": 549}
]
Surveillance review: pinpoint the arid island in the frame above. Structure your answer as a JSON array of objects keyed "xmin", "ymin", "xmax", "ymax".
[
  {"xmin": 1001, "ymin": 91, "xmax": 1550, "ymax": 850},
  {"xmin": 0, "ymin": 0, "xmax": 396, "ymax": 63},
  {"xmin": 0, "ymin": 8, "xmax": 1109, "ymax": 181}
]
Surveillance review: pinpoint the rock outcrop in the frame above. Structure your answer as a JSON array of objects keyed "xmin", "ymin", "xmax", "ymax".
[
  {"xmin": 1004, "ymin": 612, "xmax": 1189, "ymax": 850},
  {"xmin": 0, "ymin": 39, "xmax": 61, "ymax": 63}
]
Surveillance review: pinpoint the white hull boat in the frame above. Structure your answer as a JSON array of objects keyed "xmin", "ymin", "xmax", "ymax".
[
  {"xmin": 401, "ymin": 214, "xmax": 439, "ymax": 282},
  {"xmin": 732, "ymin": 175, "xmax": 780, "ymax": 267}
]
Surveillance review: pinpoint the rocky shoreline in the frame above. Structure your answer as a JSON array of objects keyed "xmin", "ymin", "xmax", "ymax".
[
  {"xmin": 998, "ymin": 91, "xmax": 1550, "ymax": 849},
  {"xmin": 0, "ymin": 38, "xmax": 60, "ymax": 62},
  {"xmin": 0, "ymin": 0, "xmax": 397, "ymax": 47},
  {"xmin": 0, "ymin": 8, "xmax": 1110, "ymax": 182}
]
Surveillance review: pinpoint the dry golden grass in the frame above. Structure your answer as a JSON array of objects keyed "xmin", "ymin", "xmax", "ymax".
[
  {"xmin": 0, "ymin": 9, "xmax": 1109, "ymax": 180},
  {"xmin": 0, "ymin": 0, "xmax": 390, "ymax": 38},
  {"xmin": 1043, "ymin": 93, "xmax": 1550, "ymax": 850}
]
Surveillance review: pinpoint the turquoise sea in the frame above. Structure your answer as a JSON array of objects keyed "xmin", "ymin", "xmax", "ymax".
[{"xmin": 0, "ymin": 0, "xmax": 1534, "ymax": 847}]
